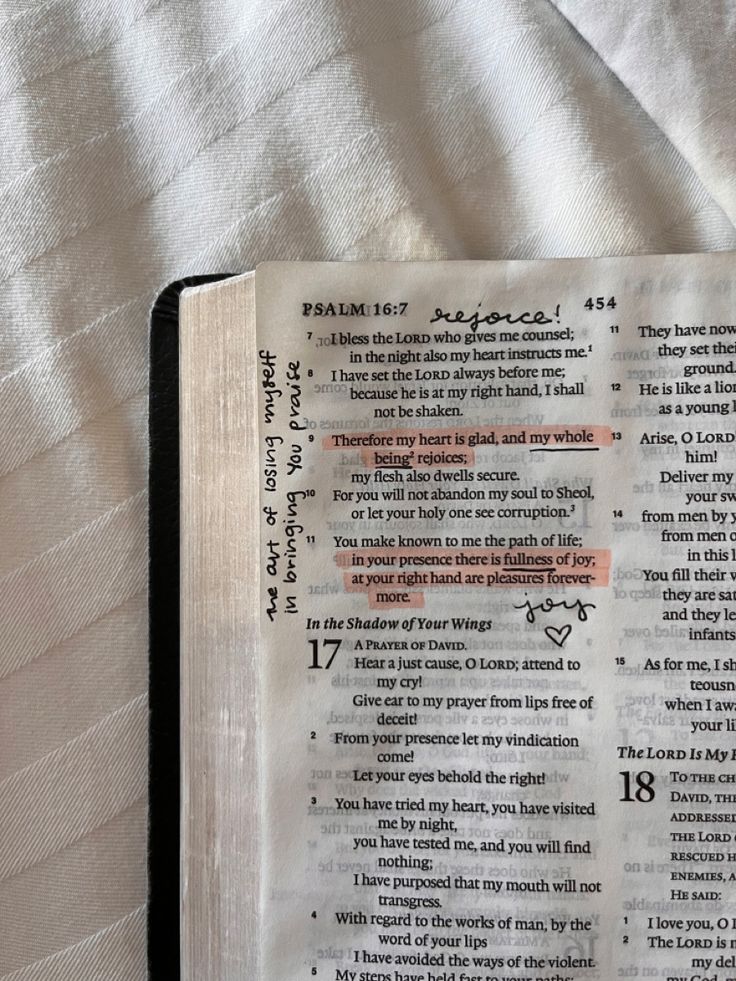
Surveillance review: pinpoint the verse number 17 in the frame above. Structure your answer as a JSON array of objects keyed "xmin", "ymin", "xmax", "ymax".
[{"xmin": 308, "ymin": 638, "xmax": 342, "ymax": 670}]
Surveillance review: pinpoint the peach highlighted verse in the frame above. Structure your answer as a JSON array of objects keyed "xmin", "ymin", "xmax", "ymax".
[
  {"xmin": 336, "ymin": 547, "xmax": 611, "ymax": 608},
  {"xmin": 323, "ymin": 425, "xmax": 613, "ymax": 468}
]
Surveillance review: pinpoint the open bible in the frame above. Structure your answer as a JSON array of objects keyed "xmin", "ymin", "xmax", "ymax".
[{"xmin": 171, "ymin": 256, "xmax": 736, "ymax": 981}]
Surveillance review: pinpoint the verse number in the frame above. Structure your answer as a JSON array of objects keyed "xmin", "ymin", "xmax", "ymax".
[
  {"xmin": 308, "ymin": 638, "xmax": 342, "ymax": 670},
  {"xmin": 584, "ymin": 296, "xmax": 617, "ymax": 310},
  {"xmin": 620, "ymin": 770, "xmax": 655, "ymax": 802}
]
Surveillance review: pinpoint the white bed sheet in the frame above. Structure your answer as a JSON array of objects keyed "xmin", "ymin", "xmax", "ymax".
[{"xmin": 0, "ymin": 1, "xmax": 734, "ymax": 977}]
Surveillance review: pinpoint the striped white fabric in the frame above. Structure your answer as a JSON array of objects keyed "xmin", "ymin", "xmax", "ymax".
[{"xmin": 0, "ymin": 1, "xmax": 734, "ymax": 977}]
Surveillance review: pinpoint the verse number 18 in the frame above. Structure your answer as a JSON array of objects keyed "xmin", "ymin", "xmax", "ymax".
[{"xmin": 620, "ymin": 770, "xmax": 655, "ymax": 802}]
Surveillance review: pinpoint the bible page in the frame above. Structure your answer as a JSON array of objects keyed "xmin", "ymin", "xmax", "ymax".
[{"xmin": 257, "ymin": 256, "xmax": 736, "ymax": 981}]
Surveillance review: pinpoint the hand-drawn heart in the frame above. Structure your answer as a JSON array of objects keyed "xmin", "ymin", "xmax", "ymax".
[{"xmin": 544, "ymin": 625, "xmax": 572, "ymax": 648}]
